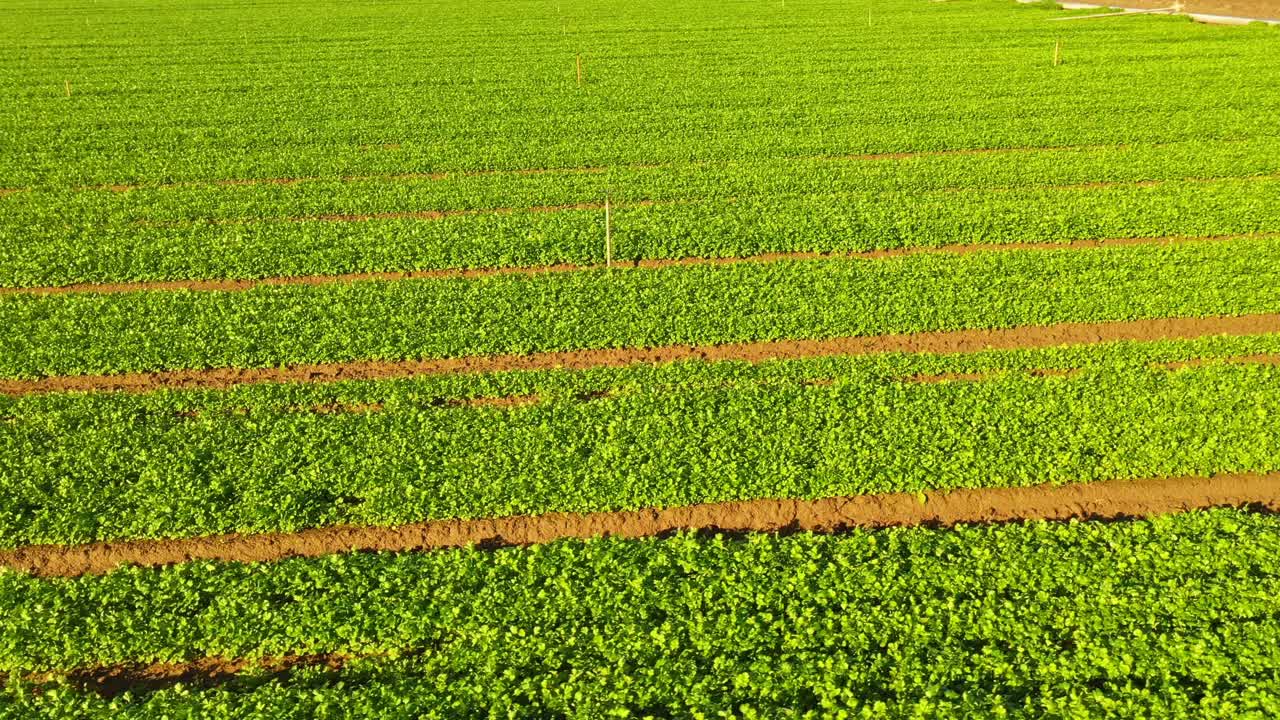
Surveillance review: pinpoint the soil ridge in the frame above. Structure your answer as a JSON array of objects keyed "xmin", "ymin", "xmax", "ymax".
[{"xmin": 5, "ymin": 472, "xmax": 1278, "ymax": 579}]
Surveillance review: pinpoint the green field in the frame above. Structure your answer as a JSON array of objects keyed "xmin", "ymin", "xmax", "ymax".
[
  {"xmin": 3, "ymin": 0, "xmax": 1280, "ymax": 715},
  {"xmin": 6, "ymin": 512, "xmax": 1280, "ymax": 717}
]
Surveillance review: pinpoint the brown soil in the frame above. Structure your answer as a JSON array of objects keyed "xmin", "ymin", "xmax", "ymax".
[
  {"xmin": 27, "ymin": 652, "xmax": 352, "ymax": 699},
  {"xmin": 3, "ymin": 312, "xmax": 1279, "ymax": 398},
  {"xmin": 4, "ymin": 472, "xmax": 1277, "ymax": 579},
  {"xmin": 1096, "ymin": 0, "xmax": 1280, "ymax": 20},
  {"xmin": 0, "ymin": 232, "xmax": 1255, "ymax": 297}
]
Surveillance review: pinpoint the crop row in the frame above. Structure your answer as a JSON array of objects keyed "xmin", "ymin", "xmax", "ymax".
[
  {"xmin": 4, "ymin": 510, "xmax": 1280, "ymax": 717},
  {"xmin": 3, "ymin": 235, "xmax": 1280, "ymax": 379},
  {"xmin": 3, "ymin": 152, "xmax": 1280, "ymax": 287},
  {"xmin": 4, "ymin": 338, "xmax": 1280, "ymax": 546},
  {"xmin": 3, "ymin": 1, "xmax": 1278, "ymax": 186},
  {"xmin": 5, "ymin": 136, "xmax": 1276, "ymax": 218}
]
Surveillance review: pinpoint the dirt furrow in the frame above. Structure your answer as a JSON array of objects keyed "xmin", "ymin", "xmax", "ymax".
[
  {"xmin": 3, "ymin": 472, "xmax": 1277, "ymax": 580},
  {"xmin": 3, "ymin": 313, "xmax": 1280, "ymax": 397},
  {"xmin": 0, "ymin": 233, "xmax": 1256, "ymax": 297},
  {"xmin": 26, "ymin": 652, "xmax": 355, "ymax": 699}
]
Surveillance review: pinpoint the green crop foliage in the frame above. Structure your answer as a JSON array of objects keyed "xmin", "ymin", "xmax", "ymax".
[
  {"xmin": 4, "ymin": 236, "xmax": 1280, "ymax": 379},
  {"xmin": 1, "ymin": 147, "xmax": 1278, "ymax": 286},
  {"xmin": 3, "ymin": 0, "xmax": 1279, "ymax": 285},
  {"xmin": 3, "ymin": 335, "xmax": 1280, "ymax": 546},
  {"xmin": 4, "ymin": 511, "xmax": 1280, "ymax": 717},
  {"xmin": 3, "ymin": 0, "xmax": 1279, "ymax": 188},
  {"xmin": 4, "ymin": 0, "xmax": 1280, "ymax": 715}
]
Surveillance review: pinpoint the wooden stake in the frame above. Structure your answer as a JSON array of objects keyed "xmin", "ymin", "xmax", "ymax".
[
  {"xmin": 1053, "ymin": 39, "xmax": 1062, "ymax": 66},
  {"xmin": 64, "ymin": 79, "xmax": 71, "ymax": 97},
  {"xmin": 604, "ymin": 194, "xmax": 613, "ymax": 267},
  {"xmin": 576, "ymin": 55, "xmax": 583, "ymax": 86}
]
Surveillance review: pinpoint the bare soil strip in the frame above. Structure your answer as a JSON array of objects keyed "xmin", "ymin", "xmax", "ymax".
[
  {"xmin": 28, "ymin": 652, "xmax": 355, "ymax": 699},
  {"xmin": 4, "ymin": 472, "xmax": 1278, "ymax": 581},
  {"xmin": 0, "ymin": 233, "xmax": 1255, "ymax": 297},
  {"xmin": 4, "ymin": 313, "xmax": 1280, "ymax": 398},
  {"xmin": 1072, "ymin": 0, "xmax": 1280, "ymax": 21}
]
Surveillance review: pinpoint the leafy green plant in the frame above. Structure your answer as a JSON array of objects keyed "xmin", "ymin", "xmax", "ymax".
[
  {"xmin": 3, "ymin": 340, "xmax": 1280, "ymax": 546},
  {"xmin": 4, "ymin": 511, "xmax": 1280, "ymax": 717},
  {"xmin": 5, "ymin": 236, "xmax": 1280, "ymax": 379}
]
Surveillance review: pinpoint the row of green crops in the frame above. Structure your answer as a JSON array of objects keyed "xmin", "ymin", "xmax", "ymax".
[
  {"xmin": 4, "ymin": 0, "xmax": 1280, "ymax": 716},
  {"xmin": 2, "ymin": 0, "xmax": 1278, "ymax": 186},
  {"xmin": 3, "ymin": 155, "xmax": 1279, "ymax": 286},
  {"xmin": 5, "ymin": 510, "xmax": 1280, "ymax": 718},
  {"xmin": 5, "ymin": 332, "xmax": 1280, "ymax": 547},
  {"xmin": 4, "ymin": 236, "xmax": 1280, "ymax": 379},
  {"xmin": 12, "ymin": 137, "xmax": 1278, "ymax": 221}
]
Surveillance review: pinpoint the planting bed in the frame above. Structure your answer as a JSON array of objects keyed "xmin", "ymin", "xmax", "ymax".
[{"xmin": 2, "ymin": 0, "xmax": 1279, "ymax": 715}]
